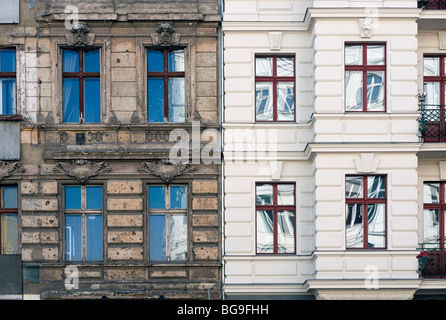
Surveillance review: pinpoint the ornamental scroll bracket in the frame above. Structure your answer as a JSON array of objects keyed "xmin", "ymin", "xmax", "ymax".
[
  {"xmin": 138, "ymin": 159, "xmax": 196, "ymax": 183},
  {"xmin": 53, "ymin": 159, "xmax": 111, "ymax": 183},
  {"xmin": 151, "ymin": 22, "xmax": 180, "ymax": 46},
  {"xmin": 0, "ymin": 161, "xmax": 26, "ymax": 182}
]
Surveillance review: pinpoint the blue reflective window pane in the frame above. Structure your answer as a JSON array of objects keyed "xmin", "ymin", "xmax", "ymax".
[
  {"xmin": 84, "ymin": 50, "xmax": 100, "ymax": 73},
  {"xmin": 65, "ymin": 186, "xmax": 82, "ymax": 209},
  {"xmin": 86, "ymin": 186, "xmax": 102, "ymax": 210},
  {"xmin": 63, "ymin": 50, "xmax": 79, "ymax": 73},
  {"xmin": 148, "ymin": 78, "xmax": 164, "ymax": 122},
  {"xmin": 149, "ymin": 215, "xmax": 166, "ymax": 260},
  {"xmin": 170, "ymin": 186, "xmax": 187, "ymax": 209},
  {"xmin": 149, "ymin": 186, "xmax": 166, "ymax": 209},
  {"xmin": 0, "ymin": 50, "xmax": 16, "ymax": 72},
  {"xmin": 148, "ymin": 50, "xmax": 164, "ymax": 72},
  {"xmin": 0, "ymin": 79, "xmax": 16, "ymax": 114},
  {"xmin": 2, "ymin": 186, "xmax": 17, "ymax": 209},
  {"xmin": 65, "ymin": 215, "xmax": 82, "ymax": 261},
  {"xmin": 168, "ymin": 78, "xmax": 185, "ymax": 123},
  {"xmin": 86, "ymin": 215, "xmax": 102, "ymax": 260},
  {"xmin": 63, "ymin": 78, "xmax": 80, "ymax": 123},
  {"xmin": 84, "ymin": 78, "xmax": 100, "ymax": 123},
  {"xmin": 168, "ymin": 50, "xmax": 184, "ymax": 72}
]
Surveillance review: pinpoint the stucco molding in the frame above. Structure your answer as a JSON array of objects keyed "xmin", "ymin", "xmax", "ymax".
[
  {"xmin": 53, "ymin": 159, "xmax": 111, "ymax": 183},
  {"xmin": 0, "ymin": 161, "xmax": 26, "ymax": 181},
  {"xmin": 138, "ymin": 159, "xmax": 196, "ymax": 182}
]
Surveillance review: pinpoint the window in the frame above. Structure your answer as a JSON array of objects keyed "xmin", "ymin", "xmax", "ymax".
[
  {"xmin": 148, "ymin": 185, "xmax": 187, "ymax": 261},
  {"xmin": 147, "ymin": 48, "xmax": 185, "ymax": 123},
  {"xmin": 256, "ymin": 183, "xmax": 295, "ymax": 254},
  {"xmin": 345, "ymin": 44, "xmax": 386, "ymax": 112},
  {"xmin": 0, "ymin": 49, "xmax": 16, "ymax": 115},
  {"xmin": 255, "ymin": 55, "xmax": 295, "ymax": 122},
  {"xmin": 345, "ymin": 175, "xmax": 386, "ymax": 249},
  {"xmin": 423, "ymin": 182, "xmax": 446, "ymax": 248},
  {"xmin": 64, "ymin": 185, "xmax": 103, "ymax": 261},
  {"xmin": 62, "ymin": 48, "xmax": 100, "ymax": 123},
  {"xmin": 0, "ymin": 185, "xmax": 18, "ymax": 254}
]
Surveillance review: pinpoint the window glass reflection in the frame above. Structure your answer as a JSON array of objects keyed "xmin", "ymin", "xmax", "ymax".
[
  {"xmin": 148, "ymin": 78, "xmax": 164, "ymax": 122},
  {"xmin": 345, "ymin": 71, "xmax": 363, "ymax": 111},
  {"xmin": 277, "ymin": 57, "xmax": 294, "ymax": 77},
  {"xmin": 1, "ymin": 214, "xmax": 18, "ymax": 254},
  {"xmin": 423, "ymin": 209, "xmax": 439, "ymax": 246},
  {"xmin": 84, "ymin": 78, "xmax": 101, "ymax": 123},
  {"xmin": 346, "ymin": 203, "xmax": 363, "ymax": 248},
  {"xmin": 168, "ymin": 50, "xmax": 184, "ymax": 72},
  {"xmin": 257, "ymin": 210, "xmax": 274, "ymax": 253},
  {"xmin": 0, "ymin": 79, "xmax": 16, "ymax": 115},
  {"xmin": 277, "ymin": 184, "xmax": 294, "ymax": 205},
  {"xmin": 147, "ymin": 50, "xmax": 164, "ymax": 72},
  {"xmin": 256, "ymin": 57, "xmax": 273, "ymax": 77},
  {"xmin": 256, "ymin": 82, "xmax": 273, "ymax": 121},
  {"xmin": 170, "ymin": 185, "xmax": 187, "ymax": 209},
  {"xmin": 2, "ymin": 186, "xmax": 17, "ymax": 209},
  {"xmin": 86, "ymin": 186, "xmax": 102, "ymax": 210},
  {"xmin": 149, "ymin": 186, "xmax": 166, "ymax": 209},
  {"xmin": 65, "ymin": 215, "xmax": 82, "ymax": 261},
  {"xmin": 168, "ymin": 78, "xmax": 185, "ymax": 123},
  {"xmin": 277, "ymin": 211, "xmax": 295, "ymax": 253},
  {"xmin": 367, "ymin": 45, "xmax": 385, "ymax": 65},
  {"xmin": 345, "ymin": 45, "xmax": 363, "ymax": 65},
  {"xmin": 366, "ymin": 71, "xmax": 385, "ymax": 111},
  {"xmin": 256, "ymin": 184, "xmax": 273, "ymax": 205},
  {"xmin": 367, "ymin": 176, "xmax": 385, "ymax": 199},
  {"xmin": 86, "ymin": 215, "xmax": 102, "ymax": 260},
  {"xmin": 84, "ymin": 49, "xmax": 100, "ymax": 73},
  {"xmin": 277, "ymin": 82, "xmax": 294, "ymax": 121},
  {"xmin": 346, "ymin": 176, "xmax": 363, "ymax": 198},
  {"xmin": 367, "ymin": 204, "xmax": 385, "ymax": 248},
  {"xmin": 170, "ymin": 214, "xmax": 187, "ymax": 261},
  {"xmin": 424, "ymin": 57, "xmax": 439, "ymax": 76},
  {"xmin": 424, "ymin": 182, "xmax": 440, "ymax": 204},
  {"xmin": 150, "ymin": 214, "xmax": 166, "ymax": 260},
  {"xmin": 65, "ymin": 186, "xmax": 82, "ymax": 210}
]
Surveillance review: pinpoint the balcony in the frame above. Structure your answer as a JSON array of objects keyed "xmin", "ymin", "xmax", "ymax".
[
  {"xmin": 417, "ymin": 244, "xmax": 446, "ymax": 279},
  {"xmin": 418, "ymin": 106, "xmax": 446, "ymax": 142},
  {"xmin": 418, "ymin": 0, "xmax": 446, "ymax": 9}
]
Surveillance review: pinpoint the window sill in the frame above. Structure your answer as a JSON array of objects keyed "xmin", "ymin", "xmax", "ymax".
[{"xmin": 0, "ymin": 115, "xmax": 22, "ymax": 121}]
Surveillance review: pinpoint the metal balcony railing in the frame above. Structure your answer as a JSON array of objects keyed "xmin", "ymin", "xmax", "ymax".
[
  {"xmin": 418, "ymin": 106, "xmax": 446, "ymax": 142},
  {"xmin": 418, "ymin": 0, "xmax": 446, "ymax": 9},
  {"xmin": 417, "ymin": 244, "xmax": 446, "ymax": 279}
]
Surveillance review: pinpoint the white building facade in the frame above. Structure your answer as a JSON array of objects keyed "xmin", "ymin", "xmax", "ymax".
[{"xmin": 222, "ymin": 0, "xmax": 446, "ymax": 300}]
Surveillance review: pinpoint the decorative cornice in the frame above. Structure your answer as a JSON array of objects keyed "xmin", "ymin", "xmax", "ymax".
[
  {"xmin": 0, "ymin": 161, "xmax": 26, "ymax": 181},
  {"xmin": 53, "ymin": 159, "xmax": 111, "ymax": 183},
  {"xmin": 138, "ymin": 159, "xmax": 196, "ymax": 182}
]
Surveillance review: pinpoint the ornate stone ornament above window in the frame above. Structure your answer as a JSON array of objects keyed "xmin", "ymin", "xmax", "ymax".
[
  {"xmin": 269, "ymin": 32, "xmax": 282, "ymax": 50},
  {"xmin": 0, "ymin": 161, "xmax": 25, "ymax": 181},
  {"xmin": 354, "ymin": 153, "xmax": 380, "ymax": 173},
  {"xmin": 359, "ymin": 18, "xmax": 373, "ymax": 38},
  {"xmin": 138, "ymin": 159, "xmax": 196, "ymax": 182},
  {"xmin": 66, "ymin": 23, "xmax": 95, "ymax": 46},
  {"xmin": 152, "ymin": 23, "xmax": 180, "ymax": 46},
  {"xmin": 53, "ymin": 159, "xmax": 111, "ymax": 183}
]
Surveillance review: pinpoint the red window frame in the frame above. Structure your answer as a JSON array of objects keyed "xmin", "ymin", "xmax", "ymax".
[
  {"xmin": 147, "ymin": 47, "xmax": 185, "ymax": 122},
  {"xmin": 423, "ymin": 182, "xmax": 446, "ymax": 248},
  {"xmin": 255, "ymin": 54, "xmax": 296, "ymax": 122},
  {"xmin": 0, "ymin": 185, "xmax": 18, "ymax": 254},
  {"xmin": 345, "ymin": 43, "xmax": 386, "ymax": 112},
  {"xmin": 345, "ymin": 175, "xmax": 387, "ymax": 249},
  {"xmin": 62, "ymin": 48, "xmax": 100, "ymax": 124},
  {"xmin": 255, "ymin": 182, "xmax": 296, "ymax": 254},
  {"xmin": 423, "ymin": 55, "xmax": 446, "ymax": 107}
]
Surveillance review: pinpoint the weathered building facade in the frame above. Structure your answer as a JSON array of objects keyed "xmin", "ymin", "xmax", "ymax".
[{"xmin": 0, "ymin": 0, "xmax": 222, "ymax": 299}]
